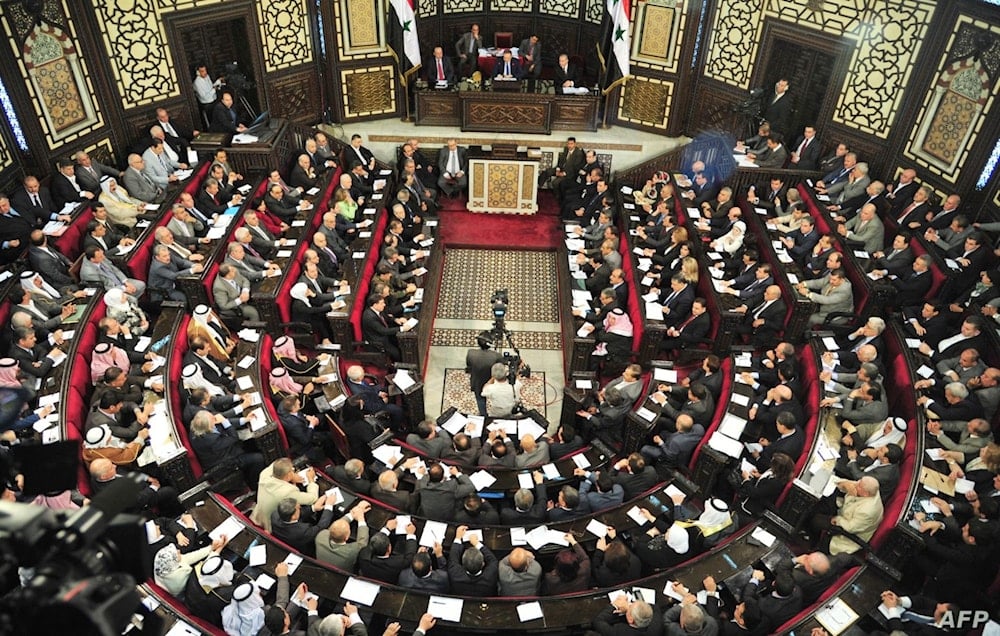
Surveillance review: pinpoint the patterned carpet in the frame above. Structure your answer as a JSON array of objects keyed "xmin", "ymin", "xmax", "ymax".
[
  {"xmin": 435, "ymin": 249, "xmax": 560, "ymax": 321},
  {"xmin": 441, "ymin": 367, "xmax": 548, "ymax": 417},
  {"xmin": 431, "ymin": 328, "xmax": 562, "ymax": 350}
]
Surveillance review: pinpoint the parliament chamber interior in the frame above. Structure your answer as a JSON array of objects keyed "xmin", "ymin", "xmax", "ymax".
[{"xmin": 0, "ymin": 0, "xmax": 999, "ymax": 634}]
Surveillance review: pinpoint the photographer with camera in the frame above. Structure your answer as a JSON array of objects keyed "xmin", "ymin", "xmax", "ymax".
[
  {"xmin": 481, "ymin": 362, "xmax": 525, "ymax": 418},
  {"xmin": 466, "ymin": 331, "xmax": 502, "ymax": 416}
]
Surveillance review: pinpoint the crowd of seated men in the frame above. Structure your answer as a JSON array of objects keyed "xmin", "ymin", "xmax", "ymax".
[{"xmin": 3, "ymin": 107, "xmax": 1000, "ymax": 635}]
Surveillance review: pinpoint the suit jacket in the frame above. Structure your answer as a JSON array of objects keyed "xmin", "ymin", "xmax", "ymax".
[
  {"xmin": 595, "ymin": 603, "xmax": 665, "ymax": 636},
  {"xmin": 659, "ymin": 284, "xmax": 695, "ymax": 327},
  {"xmin": 271, "ymin": 507, "xmax": 335, "ymax": 557},
  {"xmin": 80, "ymin": 258, "xmax": 130, "ymax": 289},
  {"xmin": 74, "ymin": 161, "xmax": 119, "ymax": 195},
  {"xmin": 27, "ymin": 245, "xmax": 75, "ymax": 288},
  {"xmin": 209, "ymin": 101, "xmax": 241, "ymax": 133},
  {"xmin": 426, "ymin": 55, "xmax": 456, "ymax": 83},
  {"xmin": 405, "ymin": 433, "xmax": 451, "ymax": 458},
  {"xmin": 756, "ymin": 144, "xmax": 788, "ymax": 169},
  {"xmin": 370, "ymin": 484, "xmax": 417, "ymax": 513},
  {"xmin": 437, "ymin": 146, "xmax": 469, "ymax": 176},
  {"xmin": 288, "ymin": 164, "xmax": 317, "ymax": 191},
  {"xmin": 358, "ymin": 535, "xmax": 417, "ymax": 584},
  {"xmin": 805, "ymin": 279, "xmax": 854, "ymax": 321},
  {"xmin": 554, "ymin": 64, "xmax": 582, "ymax": 92},
  {"xmin": 843, "ymin": 214, "xmax": 885, "ymax": 253},
  {"xmin": 745, "ymin": 298, "xmax": 786, "ymax": 339},
  {"xmin": 790, "ymin": 135, "xmax": 821, "ymax": 170},
  {"xmin": 493, "ymin": 58, "xmax": 522, "ymax": 79},
  {"xmin": 891, "ymin": 270, "xmax": 932, "ymax": 308},
  {"xmin": 416, "ymin": 474, "xmax": 475, "ymax": 520},
  {"xmin": 762, "ymin": 92, "xmax": 792, "ymax": 133},
  {"xmin": 448, "ymin": 542, "xmax": 499, "ymax": 597},
  {"xmin": 212, "ymin": 274, "xmax": 251, "ymax": 315},
  {"xmin": 834, "ymin": 175, "xmax": 871, "ymax": 205},
  {"xmin": 871, "ymin": 246, "xmax": 914, "ymax": 278},
  {"xmin": 757, "ymin": 428, "xmax": 805, "ymax": 467},
  {"xmin": 10, "ymin": 187, "xmax": 55, "ymax": 226},
  {"xmin": 518, "ymin": 38, "xmax": 542, "ymax": 74},
  {"xmin": 361, "ymin": 307, "xmax": 400, "ymax": 352},
  {"xmin": 455, "ymin": 32, "xmax": 483, "ymax": 58},
  {"xmin": 121, "ymin": 167, "xmax": 161, "ymax": 203},
  {"xmin": 315, "ymin": 524, "xmax": 370, "ymax": 571},
  {"xmin": 224, "ymin": 255, "xmax": 265, "ymax": 283},
  {"xmin": 140, "ymin": 148, "xmax": 180, "ymax": 188},
  {"xmin": 613, "ymin": 466, "xmax": 659, "ymax": 500},
  {"xmin": 558, "ymin": 146, "xmax": 585, "ymax": 175},
  {"xmin": 9, "ymin": 342, "xmax": 54, "ymax": 378}
]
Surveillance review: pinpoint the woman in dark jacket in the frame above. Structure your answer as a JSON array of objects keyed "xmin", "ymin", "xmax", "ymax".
[
  {"xmin": 591, "ymin": 531, "xmax": 642, "ymax": 587},
  {"xmin": 543, "ymin": 534, "xmax": 591, "ymax": 595},
  {"xmin": 735, "ymin": 452, "xmax": 795, "ymax": 523}
]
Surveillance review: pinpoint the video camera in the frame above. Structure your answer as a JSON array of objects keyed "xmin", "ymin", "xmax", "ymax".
[{"xmin": 485, "ymin": 290, "xmax": 531, "ymax": 386}]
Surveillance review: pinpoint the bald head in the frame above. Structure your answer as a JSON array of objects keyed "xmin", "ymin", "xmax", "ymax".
[
  {"xmin": 858, "ymin": 476, "xmax": 879, "ymax": 497},
  {"xmin": 330, "ymin": 518, "xmax": 351, "ymax": 543}
]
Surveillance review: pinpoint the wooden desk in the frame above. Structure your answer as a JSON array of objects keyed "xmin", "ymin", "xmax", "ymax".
[
  {"xmin": 414, "ymin": 91, "xmax": 599, "ymax": 133},
  {"xmin": 467, "ymin": 149, "xmax": 539, "ymax": 215},
  {"xmin": 198, "ymin": 118, "xmax": 295, "ymax": 175}
]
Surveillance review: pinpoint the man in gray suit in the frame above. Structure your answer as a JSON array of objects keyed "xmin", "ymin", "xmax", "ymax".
[
  {"xmin": 436, "ymin": 139, "xmax": 468, "ymax": 197},
  {"xmin": 602, "ymin": 364, "xmax": 644, "ymax": 406},
  {"xmin": 148, "ymin": 244, "xmax": 202, "ymax": 303},
  {"xmin": 415, "ymin": 462, "xmax": 475, "ymax": 521},
  {"xmin": 454, "ymin": 23, "xmax": 482, "ymax": 77},
  {"xmin": 518, "ymin": 35, "xmax": 542, "ymax": 85},
  {"xmin": 74, "ymin": 150, "xmax": 119, "ymax": 195},
  {"xmin": 141, "ymin": 139, "xmax": 184, "ymax": 189},
  {"xmin": 839, "ymin": 382, "xmax": 888, "ymax": 425},
  {"xmin": 406, "ymin": 420, "xmax": 451, "ymax": 458},
  {"xmin": 314, "ymin": 502, "xmax": 371, "ymax": 571},
  {"xmin": 799, "ymin": 268, "xmax": 854, "ymax": 326},
  {"xmin": 828, "ymin": 162, "xmax": 871, "ymax": 200},
  {"xmin": 122, "ymin": 153, "xmax": 163, "ymax": 203},
  {"xmin": 80, "ymin": 245, "xmax": 145, "ymax": 298},
  {"xmin": 224, "ymin": 242, "xmax": 277, "ymax": 286},
  {"xmin": 840, "ymin": 203, "xmax": 885, "ymax": 253},
  {"xmin": 213, "ymin": 263, "xmax": 260, "ymax": 322}
]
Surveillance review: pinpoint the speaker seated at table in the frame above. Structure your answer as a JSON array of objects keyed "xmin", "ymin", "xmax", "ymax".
[
  {"xmin": 425, "ymin": 47, "xmax": 456, "ymax": 88},
  {"xmin": 493, "ymin": 50, "xmax": 522, "ymax": 86}
]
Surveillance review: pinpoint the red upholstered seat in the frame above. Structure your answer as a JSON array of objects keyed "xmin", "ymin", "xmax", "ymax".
[
  {"xmin": 770, "ymin": 567, "xmax": 860, "ymax": 634},
  {"xmin": 52, "ymin": 206, "xmax": 94, "ymax": 262},
  {"xmin": 169, "ymin": 316, "xmax": 204, "ymax": 478},
  {"xmin": 350, "ymin": 210, "xmax": 389, "ymax": 343},
  {"xmin": 618, "ymin": 233, "xmax": 643, "ymax": 352},
  {"xmin": 258, "ymin": 334, "xmax": 289, "ymax": 450},
  {"xmin": 909, "ymin": 238, "xmax": 947, "ymax": 302}
]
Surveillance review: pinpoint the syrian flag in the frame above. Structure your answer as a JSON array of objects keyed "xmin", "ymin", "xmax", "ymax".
[
  {"xmin": 597, "ymin": 0, "xmax": 630, "ymax": 92},
  {"xmin": 389, "ymin": 0, "xmax": 421, "ymax": 79}
]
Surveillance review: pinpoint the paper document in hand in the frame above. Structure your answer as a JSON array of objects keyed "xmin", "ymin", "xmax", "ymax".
[
  {"xmin": 371, "ymin": 444, "xmax": 402, "ymax": 466},
  {"xmin": 419, "ymin": 520, "xmax": 448, "ymax": 547},
  {"xmin": 441, "ymin": 411, "xmax": 468, "ymax": 436},
  {"xmin": 427, "ymin": 596, "xmax": 463, "ymax": 622},
  {"xmin": 586, "ymin": 518, "xmax": 609, "ymax": 538},
  {"xmin": 469, "ymin": 469, "xmax": 498, "ymax": 491},
  {"xmin": 645, "ymin": 303, "xmax": 664, "ymax": 321},
  {"xmin": 541, "ymin": 463, "xmax": 560, "ymax": 479},
  {"xmin": 707, "ymin": 432, "xmax": 744, "ymax": 458},
  {"xmin": 517, "ymin": 472, "xmax": 534, "ymax": 489},
  {"xmin": 209, "ymin": 516, "xmax": 244, "ymax": 542},
  {"xmin": 341, "ymin": 577, "xmax": 381, "ymax": 605},
  {"xmin": 627, "ymin": 506, "xmax": 650, "ymax": 525}
]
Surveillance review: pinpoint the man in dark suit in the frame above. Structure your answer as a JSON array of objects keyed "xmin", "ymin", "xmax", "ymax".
[
  {"xmin": 747, "ymin": 177, "xmax": 788, "ymax": 214},
  {"xmin": 884, "ymin": 167, "xmax": 919, "ymax": 218},
  {"xmin": 890, "ymin": 254, "xmax": 934, "ymax": 309},
  {"xmin": 658, "ymin": 275, "xmax": 695, "ymax": 328},
  {"xmin": 611, "ymin": 453, "xmax": 659, "ymax": 500},
  {"xmin": 183, "ymin": 337, "xmax": 236, "ymax": 393},
  {"xmin": 9, "ymin": 327, "xmax": 57, "ymax": 380},
  {"xmin": 208, "ymin": 91, "xmax": 246, "ymax": 134},
  {"xmin": 361, "ymin": 294, "xmax": 407, "ymax": 361},
  {"xmin": 406, "ymin": 420, "xmax": 451, "ymax": 458},
  {"xmin": 659, "ymin": 297, "xmax": 711, "ymax": 352},
  {"xmin": 398, "ymin": 545, "xmax": 451, "ymax": 593},
  {"xmin": 594, "ymin": 596, "xmax": 664, "ymax": 636},
  {"xmin": 781, "ymin": 217, "xmax": 820, "ymax": 265},
  {"xmin": 519, "ymin": 35, "xmax": 542, "ymax": 87},
  {"xmin": 358, "ymin": 521, "xmax": 417, "ymax": 584},
  {"xmin": 415, "ymin": 463, "xmax": 475, "ymax": 521},
  {"xmin": 466, "ymin": 331, "xmax": 502, "ymax": 416},
  {"xmin": 500, "ymin": 474, "xmax": 547, "ymax": 524},
  {"xmin": 894, "ymin": 185, "xmax": 933, "ymax": 230},
  {"xmin": 869, "ymin": 232, "xmax": 915, "ymax": 279},
  {"xmin": 448, "ymin": 526, "xmax": 499, "ymax": 596},
  {"xmin": 270, "ymin": 496, "xmax": 336, "ymax": 558},
  {"xmin": 151, "ymin": 107, "xmax": 197, "ymax": 153},
  {"xmin": 27, "ymin": 231, "xmax": 76, "ymax": 289},
  {"xmin": 735, "ymin": 285, "xmax": 786, "ymax": 350},
  {"xmin": 762, "ymin": 78, "xmax": 792, "ymax": 135},
  {"xmin": 541, "ymin": 137, "xmax": 585, "ymax": 202},
  {"xmin": 347, "ymin": 134, "xmax": 376, "ymax": 173},
  {"xmin": 492, "ymin": 49, "xmax": 521, "ymax": 80},
  {"xmin": 425, "ymin": 46, "xmax": 456, "ymax": 85},
  {"xmin": 751, "ymin": 411, "xmax": 804, "ymax": 469},
  {"xmin": 553, "ymin": 53, "xmax": 582, "ymax": 94},
  {"xmin": 370, "ymin": 469, "xmax": 417, "ymax": 512},
  {"xmin": 744, "ymin": 569, "xmax": 803, "ymax": 633},
  {"xmin": 188, "ymin": 409, "xmax": 264, "ymax": 487},
  {"xmin": 73, "ymin": 151, "xmax": 119, "ymax": 195},
  {"xmin": 10, "ymin": 176, "xmax": 64, "ymax": 227},
  {"xmin": 788, "ymin": 125, "xmax": 821, "ymax": 171}
]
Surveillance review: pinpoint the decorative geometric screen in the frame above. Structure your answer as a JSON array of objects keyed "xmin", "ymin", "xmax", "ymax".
[
  {"xmin": 341, "ymin": 66, "xmax": 396, "ymax": 118},
  {"xmin": 703, "ymin": 0, "xmax": 938, "ymax": 139},
  {"xmin": 905, "ymin": 16, "xmax": 1000, "ymax": 184},
  {"xmin": 0, "ymin": 131, "xmax": 12, "ymax": 172},
  {"xmin": 257, "ymin": 0, "xmax": 315, "ymax": 71},
  {"xmin": 541, "ymin": 0, "xmax": 578, "ymax": 19},
  {"xmin": 443, "ymin": 0, "xmax": 483, "ymax": 12},
  {"xmin": 631, "ymin": 0, "xmax": 687, "ymax": 73},
  {"xmin": 584, "ymin": 0, "xmax": 603, "ymax": 24},
  {"xmin": 493, "ymin": 0, "xmax": 531, "ymax": 11}
]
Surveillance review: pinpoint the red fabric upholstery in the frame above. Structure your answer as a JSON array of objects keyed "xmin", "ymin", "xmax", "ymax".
[
  {"xmin": 53, "ymin": 206, "xmax": 94, "ymax": 262},
  {"xmin": 169, "ymin": 315, "xmax": 204, "ymax": 478},
  {"xmin": 617, "ymin": 233, "xmax": 644, "ymax": 353},
  {"xmin": 688, "ymin": 357, "xmax": 733, "ymax": 469},
  {"xmin": 349, "ymin": 209, "xmax": 388, "ymax": 342},
  {"xmin": 258, "ymin": 333, "xmax": 289, "ymax": 450}
]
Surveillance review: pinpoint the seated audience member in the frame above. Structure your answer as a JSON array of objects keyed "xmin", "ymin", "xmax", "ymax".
[
  {"xmin": 835, "ymin": 442, "xmax": 903, "ymax": 502},
  {"xmin": 500, "ymin": 472, "xmax": 547, "ymax": 524},
  {"xmin": 289, "ymin": 283, "xmax": 335, "ymax": 345},
  {"xmin": 370, "ymin": 469, "xmax": 416, "ymax": 513},
  {"xmin": 270, "ymin": 495, "xmax": 336, "ymax": 558},
  {"xmin": 398, "ymin": 544, "xmax": 451, "ymax": 594},
  {"xmin": 577, "ymin": 469, "xmax": 625, "ymax": 512},
  {"xmin": 448, "ymin": 525, "xmax": 500, "ymax": 596},
  {"xmin": 153, "ymin": 534, "xmax": 229, "ymax": 597},
  {"xmin": 734, "ymin": 452, "xmax": 796, "ymax": 522},
  {"xmin": 358, "ymin": 519, "xmax": 417, "ymax": 584},
  {"xmin": 543, "ymin": 534, "xmax": 590, "ymax": 595},
  {"xmin": 453, "ymin": 493, "xmax": 500, "ymax": 525},
  {"xmin": 250, "ymin": 459, "xmax": 320, "ymax": 532},
  {"xmin": 315, "ymin": 501, "xmax": 371, "ymax": 572},
  {"xmin": 546, "ymin": 485, "xmax": 589, "ymax": 522},
  {"xmin": 416, "ymin": 462, "xmax": 475, "ymax": 521},
  {"xmin": 188, "ymin": 409, "xmax": 264, "ymax": 487},
  {"xmin": 797, "ymin": 268, "xmax": 854, "ymax": 327},
  {"xmin": 516, "ymin": 434, "xmax": 550, "ymax": 467},
  {"xmin": 592, "ymin": 530, "xmax": 643, "ymax": 588},
  {"xmin": 611, "ymin": 452, "xmax": 659, "ymax": 500},
  {"xmin": 641, "ymin": 413, "xmax": 704, "ymax": 469},
  {"xmin": 810, "ymin": 476, "xmax": 883, "ymax": 555}
]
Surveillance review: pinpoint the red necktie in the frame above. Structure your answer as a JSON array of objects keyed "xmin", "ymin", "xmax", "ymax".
[
  {"xmin": 797, "ymin": 137, "xmax": 809, "ymax": 155},
  {"xmin": 437, "ymin": 60, "xmax": 444, "ymax": 80},
  {"xmin": 898, "ymin": 202, "xmax": 916, "ymax": 223}
]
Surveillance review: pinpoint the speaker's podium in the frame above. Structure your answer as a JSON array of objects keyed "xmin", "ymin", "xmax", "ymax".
[
  {"xmin": 190, "ymin": 116, "xmax": 293, "ymax": 175},
  {"xmin": 467, "ymin": 145, "xmax": 539, "ymax": 215}
]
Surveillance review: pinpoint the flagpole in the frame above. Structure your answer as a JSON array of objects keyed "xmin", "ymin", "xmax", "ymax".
[{"xmin": 401, "ymin": 74, "xmax": 412, "ymax": 123}]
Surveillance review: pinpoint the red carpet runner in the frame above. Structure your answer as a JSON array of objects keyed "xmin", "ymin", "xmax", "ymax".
[{"xmin": 436, "ymin": 191, "xmax": 564, "ymax": 251}]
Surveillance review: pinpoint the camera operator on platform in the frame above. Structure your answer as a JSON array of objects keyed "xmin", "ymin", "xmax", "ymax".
[{"xmin": 467, "ymin": 330, "xmax": 502, "ymax": 416}]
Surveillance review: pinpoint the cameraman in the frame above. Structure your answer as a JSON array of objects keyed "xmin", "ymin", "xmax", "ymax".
[
  {"xmin": 481, "ymin": 362, "xmax": 524, "ymax": 418},
  {"xmin": 466, "ymin": 331, "xmax": 501, "ymax": 416}
]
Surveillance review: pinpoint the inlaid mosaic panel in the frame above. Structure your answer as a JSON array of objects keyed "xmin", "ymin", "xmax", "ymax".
[
  {"xmin": 618, "ymin": 76, "xmax": 672, "ymax": 129},
  {"xmin": 704, "ymin": 0, "xmax": 937, "ymax": 139},
  {"xmin": 584, "ymin": 0, "xmax": 603, "ymax": 25},
  {"xmin": 632, "ymin": 0, "xmax": 687, "ymax": 73},
  {"xmin": 341, "ymin": 66, "xmax": 396, "ymax": 118},
  {"xmin": 4, "ymin": 10, "xmax": 104, "ymax": 148},
  {"xmin": 905, "ymin": 16, "xmax": 1000, "ymax": 184},
  {"xmin": 542, "ymin": 0, "xmax": 578, "ymax": 20},
  {"xmin": 256, "ymin": 0, "xmax": 314, "ymax": 71}
]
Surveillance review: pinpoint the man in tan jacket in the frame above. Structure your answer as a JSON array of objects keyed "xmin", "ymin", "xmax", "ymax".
[
  {"xmin": 250, "ymin": 458, "xmax": 319, "ymax": 531},
  {"xmin": 829, "ymin": 476, "xmax": 884, "ymax": 554}
]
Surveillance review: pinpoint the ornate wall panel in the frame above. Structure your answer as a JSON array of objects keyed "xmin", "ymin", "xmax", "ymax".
[
  {"xmin": 618, "ymin": 77, "xmax": 673, "ymax": 129},
  {"xmin": 341, "ymin": 66, "xmax": 396, "ymax": 118},
  {"xmin": 1, "ymin": 1, "xmax": 104, "ymax": 149},
  {"xmin": 492, "ymin": 0, "xmax": 531, "ymax": 12},
  {"xmin": 256, "ymin": 0, "xmax": 314, "ymax": 71},
  {"xmin": 443, "ymin": 0, "xmax": 483, "ymax": 13},
  {"xmin": 267, "ymin": 70, "xmax": 324, "ymax": 124},
  {"xmin": 418, "ymin": 0, "xmax": 437, "ymax": 18},
  {"xmin": 541, "ymin": 0, "xmax": 577, "ymax": 20},
  {"xmin": 335, "ymin": 0, "xmax": 385, "ymax": 57},
  {"xmin": 904, "ymin": 16, "xmax": 1000, "ymax": 185},
  {"xmin": 631, "ymin": 0, "xmax": 687, "ymax": 73},
  {"xmin": 0, "ymin": 132, "xmax": 12, "ymax": 172},
  {"xmin": 584, "ymin": 0, "xmax": 603, "ymax": 25},
  {"xmin": 703, "ymin": 0, "xmax": 937, "ymax": 139}
]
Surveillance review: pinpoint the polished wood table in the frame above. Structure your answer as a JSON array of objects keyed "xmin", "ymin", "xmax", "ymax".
[{"xmin": 415, "ymin": 91, "xmax": 599, "ymax": 133}]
